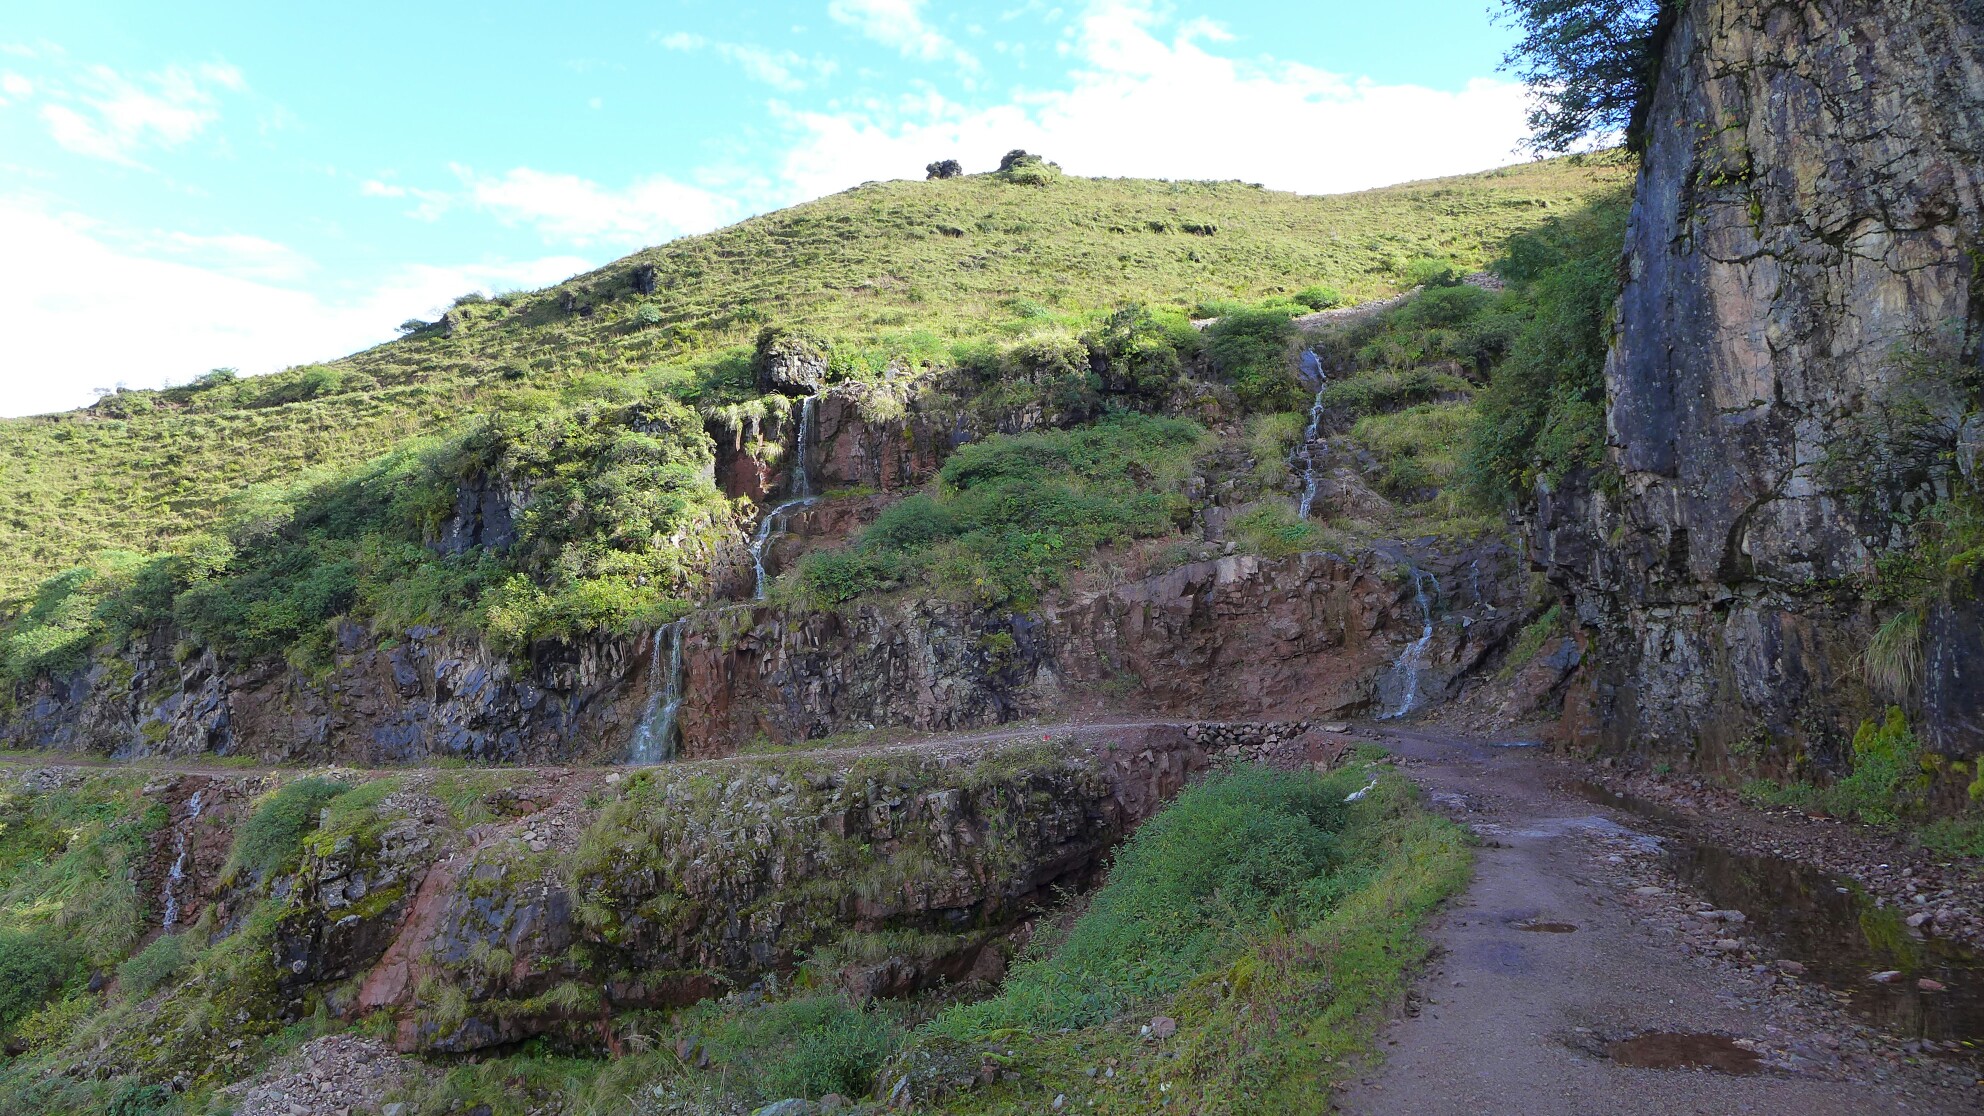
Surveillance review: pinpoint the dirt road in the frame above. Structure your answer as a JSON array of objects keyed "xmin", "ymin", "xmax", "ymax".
[{"xmin": 1337, "ymin": 728, "xmax": 1980, "ymax": 1115}]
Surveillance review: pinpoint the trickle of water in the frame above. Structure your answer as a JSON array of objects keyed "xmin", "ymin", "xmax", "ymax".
[
  {"xmin": 1378, "ymin": 566, "xmax": 1438, "ymax": 721},
  {"xmin": 162, "ymin": 833, "xmax": 188, "ymax": 930},
  {"xmin": 628, "ymin": 622, "xmax": 685, "ymax": 764},
  {"xmin": 750, "ymin": 394, "xmax": 820, "ymax": 599},
  {"xmin": 1296, "ymin": 350, "xmax": 1328, "ymax": 519}
]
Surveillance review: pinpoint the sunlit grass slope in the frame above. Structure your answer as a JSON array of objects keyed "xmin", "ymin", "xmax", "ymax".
[{"xmin": 0, "ymin": 158, "xmax": 1630, "ymax": 602}]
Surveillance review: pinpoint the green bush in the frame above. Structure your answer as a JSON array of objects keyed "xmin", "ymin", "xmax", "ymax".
[
  {"xmin": 936, "ymin": 766, "xmax": 1354, "ymax": 1035},
  {"xmin": 1401, "ymin": 257, "xmax": 1465, "ymax": 288},
  {"xmin": 690, "ymin": 995, "xmax": 902, "ymax": 1102},
  {"xmin": 1321, "ymin": 367, "xmax": 1474, "ymax": 416},
  {"xmin": 104, "ymin": 1079, "xmax": 172, "ymax": 1116},
  {"xmin": 116, "ymin": 933, "xmax": 190, "ymax": 1000},
  {"xmin": 1087, "ymin": 305, "xmax": 1199, "ymax": 403},
  {"xmin": 1830, "ymin": 708, "xmax": 1930, "ymax": 825},
  {"xmin": 1463, "ymin": 187, "xmax": 1630, "ymax": 506},
  {"xmin": 1231, "ymin": 505, "xmax": 1322, "ymax": 558},
  {"xmin": 224, "ymin": 777, "xmax": 351, "ymax": 883},
  {"xmin": 1205, "ymin": 306, "xmax": 1301, "ymax": 411},
  {"xmin": 0, "ymin": 929, "xmax": 72, "ymax": 1034},
  {"xmin": 1294, "ymin": 285, "xmax": 1344, "ymax": 310},
  {"xmin": 794, "ymin": 413, "xmax": 1205, "ymax": 607}
]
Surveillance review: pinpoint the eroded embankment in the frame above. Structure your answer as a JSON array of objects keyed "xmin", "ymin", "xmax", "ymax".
[{"xmin": 4, "ymin": 718, "xmax": 1370, "ymax": 1103}]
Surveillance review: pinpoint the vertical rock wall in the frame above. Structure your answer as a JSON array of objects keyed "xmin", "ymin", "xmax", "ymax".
[{"xmin": 1554, "ymin": 0, "xmax": 1984, "ymax": 761}]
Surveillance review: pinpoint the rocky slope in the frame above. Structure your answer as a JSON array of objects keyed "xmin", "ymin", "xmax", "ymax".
[{"xmin": 1541, "ymin": 0, "xmax": 1984, "ymax": 769}]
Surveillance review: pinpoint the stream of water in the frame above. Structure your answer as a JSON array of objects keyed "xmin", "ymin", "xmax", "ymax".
[
  {"xmin": 1297, "ymin": 349, "xmax": 1327, "ymax": 519},
  {"xmin": 1377, "ymin": 567, "xmax": 1438, "ymax": 720},
  {"xmin": 750, "ymin": 394, "xmax": 819, "ymax": 600},
  {"xmin": 1574, "ymin": 783, "xmax": 1984, "ymax": 1044},
  {"xmin": 627, "ymin": 622, "xmax": 685, "ymax": 764},
  {"xmin": 160, "ymin": 788, "xmax": 204, "ymax": 931}
]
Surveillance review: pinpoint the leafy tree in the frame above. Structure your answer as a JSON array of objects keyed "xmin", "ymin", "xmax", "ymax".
[
  {"xmin": 1499, "ymin": 0, "xmax": 1678, "ymax": 152},
  {"xmin": 925, "ymin": 159, "xmax": 962, "ymax": 179}
]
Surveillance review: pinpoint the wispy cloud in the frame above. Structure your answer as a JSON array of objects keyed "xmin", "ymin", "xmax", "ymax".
[
  {"xmin": 451, "ymin": 165, "xmax": 742, "ymax": 248},
  {"xmin": 657, "ymin": 31, "xmax": 838, "ymax": 92},
  {"xmin": 827, "ymin": 0, "xmax": 976, "ymax": 67},
  {"xmin": 361, "ymin": 177, "xmax": 452, "ymax": 221},
  {"xmin": 26, "ymin": 61, "xmax": 246, "ymax": 166}
]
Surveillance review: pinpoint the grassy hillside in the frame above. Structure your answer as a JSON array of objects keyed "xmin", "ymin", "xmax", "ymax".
[{"xmin": 0, "ymin": 158, "xmax": 1629, "ymax": 603}]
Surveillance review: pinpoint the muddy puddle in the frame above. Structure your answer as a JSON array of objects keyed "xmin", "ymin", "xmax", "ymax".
[
  {"xmin": 1607, "ymin": 1032, "xmax": 1761, "ymax": 1074},
  {"xmin": 1575, "ymin": 782, "xmax": 1984, "ymax": 1044}
]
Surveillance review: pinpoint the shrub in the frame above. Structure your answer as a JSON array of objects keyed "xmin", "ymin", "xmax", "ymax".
[
  {"xmin": 997, "ymin": 150, "xmax": 1061, "ymax": 186},
  {"xmin": 1205, "ymin": 306, "xmax": 1301, "ymax": 411},
  {"xmin": 1087, "ymin": 305, "xmax": 1198, "ymax": 403},
  {"xmin": 1321, "ymin": 368, "xmax": 1473, "ymax": 416},
  {"xmin": 1829, "ymin": 708, "xmax": 1930, "ymax": 826},
  {"xmin": 0, "ymin": 929, "xmax": 72, "ymax": 1034},
  {"xmin": 104, "ymin": 1081, "xmax": 172, "ymax": 1116},
  {"xmin": 925, "ymin": 159, "xmax": 962, "ymax": 179},
  {"xmin": 1462, "ymin": 187, "xmax": 1630, "ymax": 506},
  {"xmin": 1294, "ymin": 285, "xmax": 1344, "ymax": 310},
  {"xmin": 224, "ymin": 777, "xmax": 351, "ymax": 883},
  {"xmin": 1231, "ymin": 505, "xmax": 1322, "ymax": 558},
  {"xmin": 690, "ymin": 995, "xmax": 902, "ymax": 1103},
  {"xmin": 1401, "ymin": 257, "xmax": 1465, "ymax": 288},
  {"xmin": 116, "ymin": 933, "xmax": 190, "ymax": 1000}
]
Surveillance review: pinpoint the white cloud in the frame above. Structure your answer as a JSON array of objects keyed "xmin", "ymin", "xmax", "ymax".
[
  {"xmin": 828, "ymin": 0, "xmax": 975, "ymax": 67},
  {"xmin": 453, "ymin": 165, "xmax": 742, "ymax": 248},
  {"xmin": 1, "ymin": 72, "xmax": 31, "ymax": 97},
  {"xmin": 361, "ymin": 177, "xmax": 452, "ymax": 221},
  {"xmin": 658, "ymin": 31, "xmax": 837, "ymax": 92},
  {"xmin": 779, "ymin": 0, "xmax": 1531, "ymax": 200},
  {"xmin": 33, "ymin": 61, "xmax": 245, "ymax": 165},
  {"xmin": 0, "ymin": 197, "xmax": 586, "ymax": 417}
]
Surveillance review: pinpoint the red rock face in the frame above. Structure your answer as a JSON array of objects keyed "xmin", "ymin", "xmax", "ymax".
[{"xmin": 675, "ymin": 542, "xmax": 1525, "ymax": 758}]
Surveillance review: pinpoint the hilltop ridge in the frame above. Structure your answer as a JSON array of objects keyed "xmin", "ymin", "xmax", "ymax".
[{"xmin": 0, "ymin": 158, "xmax": 1628, "ymax": 602}]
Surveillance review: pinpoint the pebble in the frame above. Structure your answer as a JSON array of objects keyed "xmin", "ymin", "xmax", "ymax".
[
  {"xmin": 1917, "ymin": 978, "xmax": 1947, "ymax": 993},
  {"xmin": 1870, "ymin": 970, "xmax": 1904, "ymax": 983}
]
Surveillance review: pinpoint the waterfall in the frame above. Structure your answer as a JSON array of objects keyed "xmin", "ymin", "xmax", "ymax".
[
  {"xmin": 1296, "ymin": 349, "xmax": 1328, "ymax": 519},
  {"xmin": 1377, "ymin": 566, "xmax": 1439, "ymax": 721},
  {"xmin": 160, "ymin": 790, "xmax": 201, "ymax": 931},
  {"xmin": 628, "ymin": 622, "xmax": 685, "ymax": 764},
  {"xmin": 750, "ymin": 394, "xmax": 820, "ymax": 599}
]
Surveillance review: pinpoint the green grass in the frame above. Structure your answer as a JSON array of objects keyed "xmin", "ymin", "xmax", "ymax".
[
  {"xmin": 222, "ymin": 777, "xmax": 351, "ymax": 883},
  {"xmin": 934, "ymin": 766, "xmax": 1353, "ymax": 1036},
  {"xmin": 0, "ymin": 160, "xmax": 1631, "ymax": 605},
  {"xmin": 896, "ymin": 761, "xmax": 1471, "ymax": 1114},
  {"xmin": 1739, "ymin": 708, "xmax": 1934, "ymax": 826},
  {"xmin": 789, "ymin": 412, "xmax": 1212, "ymax": 608}
]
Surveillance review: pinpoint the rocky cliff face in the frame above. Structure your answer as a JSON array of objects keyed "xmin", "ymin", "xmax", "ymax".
[
  {"xmin": 264, "ymin": 727, "xmax": 1253, "ymax": 1053},
  {"xmin": 1545, "ymin": 0, "xmax": 1984, "ymax": 764},
  {"xmin": 678, "ymin": 543, "xmax": 1524, "ymax": 756}
]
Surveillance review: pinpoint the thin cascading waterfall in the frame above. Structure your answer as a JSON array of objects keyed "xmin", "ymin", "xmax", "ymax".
[
  {"xmin": 1378, "ymin": 566, "xmax": 1439, "ymax": 721},
  {"xmin": 750, "ymin": 393, "xmax": 820, "ymax": 599},
  {"xmin": 1296, "ymin": 349, "xmax": 1328, "ymax": 519},
  {"xmin": 628, "ymin": 622, "xmax": 685, "ymax": 764},
  {"xmin": 160, "ymin": 789, "xmax": 203, "ymax": 931}
]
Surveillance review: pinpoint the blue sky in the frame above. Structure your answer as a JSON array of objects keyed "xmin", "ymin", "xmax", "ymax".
[{"xmin": 0, "ymin": 1, "xmax": 1532, "ymax": 416}]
